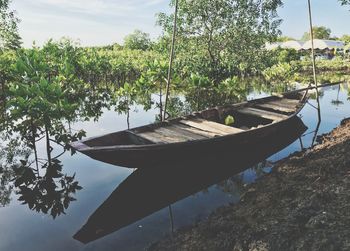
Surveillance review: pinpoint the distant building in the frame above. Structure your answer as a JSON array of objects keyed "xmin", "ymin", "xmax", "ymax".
[
  {"xmin": 280, "ymin": 40, "xmax": 304, "ymax": 50},
  {"xmin": 302, "ymin": 39, "xmax": 345, "ymax": 50},
  {"xmin": 265, "ymin": 39, "xmax": 345, "ymax": 51},
  {"xmin": 265, "ymin": 40, "xmax": 304, "ymax": 50}
]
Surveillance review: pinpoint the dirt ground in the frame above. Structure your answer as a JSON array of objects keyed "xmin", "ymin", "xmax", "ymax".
[{"xmin": 149, "ymin": 118, "xmax": 350, "ymax": 251}]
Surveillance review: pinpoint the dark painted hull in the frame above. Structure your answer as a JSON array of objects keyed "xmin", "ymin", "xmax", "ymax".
[{"xmin": 83, "ymin": 114, "xmax": 304, "ymax": 168}]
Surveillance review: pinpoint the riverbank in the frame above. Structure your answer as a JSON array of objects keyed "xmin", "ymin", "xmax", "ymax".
[{"xmin": 149, "ymin": 118, "xmax": 350, "ymax": 251}]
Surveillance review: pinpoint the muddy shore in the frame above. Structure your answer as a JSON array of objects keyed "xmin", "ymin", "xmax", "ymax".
[{"xmin": 149, "ymin": 118, "xmax": 350, "ymax": 251}]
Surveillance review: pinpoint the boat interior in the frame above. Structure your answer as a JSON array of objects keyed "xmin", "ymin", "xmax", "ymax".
[{"xmin": 83, "ymin": 93, "xmax": 303, "ymax": 147}]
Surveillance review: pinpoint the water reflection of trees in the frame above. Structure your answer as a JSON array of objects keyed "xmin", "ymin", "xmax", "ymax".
[
  {"xmin": 0, "ymin": 135, "xmax": 31, "ymax": 207},
  {"xmin": 331, "ymin": 84, "xmax": 344, "ymax": 106},
  {"xmin": 15, "ymin": 159, "xmax": 81, "ymax": 218},
  {"xmin": 0, "ymin": 133, "xmax": 82, "ymax": 218},
  {"xmin": 215, "ymin": 160, "xmax": 273, "ymax": 197}
]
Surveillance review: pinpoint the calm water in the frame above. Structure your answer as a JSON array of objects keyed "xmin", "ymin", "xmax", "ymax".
[{"xmin": 0, "ymin": 83, "xmax": 349, "ymax": 251}]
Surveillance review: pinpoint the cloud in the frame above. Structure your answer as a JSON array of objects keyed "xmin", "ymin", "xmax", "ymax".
[
  {"xmin": 145, "ymin": 0, "xmax": 166, "ymax": 6},
  {"xmin": 31, "ymin": 0, "xmax": 165, "ymax": 15},
  {"xmin": 12, "ymin": 0, "xmax": 167, "ymax": 47}
]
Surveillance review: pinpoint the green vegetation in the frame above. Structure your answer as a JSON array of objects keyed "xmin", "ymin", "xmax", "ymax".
[
  {"xmin": 340, "ymin": 0, "xmax": 350, "ymax": 5},
  {"xmin": 340, "ymin": 34, "xmax": 350, "ymax": 44},
  {"xmin": 157, "ymin": 0, "xmax": 283, "ymax": 82},
  {"xmin": 123, "ymin": 29, "xmax": 152, "ymax": 51},
  {"xmin": 301, "ymin": 26, "xmax": 332, "ymax": 41},
  {"xmin": 263, "ymin": 55, "xmax": 350, "ymax": 84},
  {"xmin": 0, "ymin": 0, "xmax": 21, "ymax": 50},
  {"xmin": 276, "ymin": 36, "xmax": 296, "ymax": 42}
]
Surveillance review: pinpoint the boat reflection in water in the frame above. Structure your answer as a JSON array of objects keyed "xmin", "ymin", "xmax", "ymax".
[{"xmin": 74, "ymin": 116, "xmax": 307, "ymax": 244}]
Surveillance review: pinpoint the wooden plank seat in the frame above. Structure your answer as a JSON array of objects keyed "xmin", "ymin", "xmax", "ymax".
[
  {"xmin": 238, "ymin": 107, "xmax": 288, "ymax": 122},
  {"xmin": 156, "ymin": 127, "xmax": 205, "ymax": 141},
  {"xmin": 170, "ymin": 124, "xmax": 219, "ymax": 138},
  {"xmin": 275, "ymin": 98, "xmax": 299, "ymax": 105},
  {"xmin": 164, "ymin": 124, "xmax": 211, "ymax": 139},
  {"xmin": 137, "ymin": 131, "xmax": 180, "ymax": 144},
  {"xmin": 136, "ymin": 121, "xmax": 224, "ymax": 144},
  {"xmin": 254, "ymin": 102, "xmax": 295, "ymax": 113},
  {"xmin": 179, "ymin": 118, "xmax": 244, "ymax": 136}
]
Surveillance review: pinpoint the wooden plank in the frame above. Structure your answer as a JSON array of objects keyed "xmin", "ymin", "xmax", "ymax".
[
  {"xmin": 254, "ymin": 103, "xmax": 295, "ymax": 113},
  {"xmin": 279, "ymin": 98, "xmax": 300, "ymax": 104},
  {"xmin": 171, "ymin": 124, "xmax": 218, "ymax": 138},
  {"xmin": 156, "ymin": 127, "xmax": 199, "ymax": 141},
  {"xmin": 238, "ymin": 107, "xmax": 288, "ymax": 121},
  {"xmin": 135, "ymin": 121, "xmax": 220, "ymax": 144},
  {"xmin": 164, "ymin": 125, "xmax": 209, "ymax": 140},
  {"xmin": 138, "ymin": 125, "xmax": 206, "ymax": 144},
  {"xmin": 138, "ymin": 131, "xmax": 182, "ymax": 144},
  {"xmin": 179, "ymin": 118, "xmax": 243, "ymax": 135},
  {"xmin": 179, "ymin": 120, "xmax": 224, "ymax": 136},
  {"xmin": 263, "ymin": 99, "xmax": 298, "ymax": 109},
  {"xmin": 198, "ymin": 120, "xmax": 244, "ymax": 134}
]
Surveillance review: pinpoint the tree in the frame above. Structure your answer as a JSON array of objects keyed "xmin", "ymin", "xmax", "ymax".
[
  {"xmin": 301, "ymin": 26, "xmax": 331, "ymax": 41},
  {"xmin": 340, "ymin": 34, "xmax": 350, "ymax": 44},
  {"xmin": 276, "ymin": 36, "xmax": 296, "ymax": 42},
  {"xmin": 0, "ymin": 0, "xmax": 21, "ymax": 50},
  {"xmin": 123, "ymin": 29, "xmax": 151, "ymax": 51},
  {"xmin": 157, "ymin": 0, "xmax": 283, "ymax": 83},
  {"xmin": 339, "ymin": 0, "xmax": 350, "ymax": 5}
]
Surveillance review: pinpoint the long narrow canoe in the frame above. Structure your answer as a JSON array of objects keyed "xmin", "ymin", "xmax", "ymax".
[
  {"xmin": 70, "ymin": 91, "xmax": 308, "ymax": 168},
  {"xmin": 73, "ymin": 116, "xmax": 307, "ymax": 244}
]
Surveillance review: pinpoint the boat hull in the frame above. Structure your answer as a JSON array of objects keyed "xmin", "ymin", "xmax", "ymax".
[{"xmin": 82, "ymin": 115, "xmax": 305, "ymax": 168}]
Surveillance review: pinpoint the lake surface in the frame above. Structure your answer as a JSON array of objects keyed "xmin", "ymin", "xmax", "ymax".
[{"xmin": 0, "ymin": 83, "xmax": 349, "ymax": 251}]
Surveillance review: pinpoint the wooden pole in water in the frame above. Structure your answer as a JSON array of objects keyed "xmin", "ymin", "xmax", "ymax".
[
  {"xmin": 163, "ymin": 0, "xmax": 179, "ymax": 121},
  {"xmin": 307, "ymin": 0, "xmax": 321, "ymax": 120},
  {"xmin": 168, "ymin": 204, "xmax": 175, "ymax": 235},
  {"xmin": 307, "ymin": 0, "xmax": 317, "ymax": 90}
]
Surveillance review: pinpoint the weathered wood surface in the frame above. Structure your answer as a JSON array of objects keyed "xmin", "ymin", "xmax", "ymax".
[
  {"xmin": 170, "ymin": 124, "xmax": 218, "ymax": 138},
  {"xmin": 137, "ymin": 131, "xmax": 178, "ymax": 144},
  {"xmin": 179, "ymin": 118, "xmax": 243, "ymax": 136},
  {"xmin": 164, "ymin": 125, "xmax": 209, "ymax": 140},
  {"xmin": 279, "ymin": 98, "xmax": 299, "ymax": 105},
  {"xmin": 254, "ymin": 103, "xmax": 295, "ymax": 113},
  {"xmin": 238, "ymin": 107, "xmax": 288, "ymax": 121},
  {"xmin": 156, "ymin": 127, "xmax": 200, "ymax": 141},
  {"xmin": 138, "ymin": 124, "xmax": 209, "ymax": 144}
]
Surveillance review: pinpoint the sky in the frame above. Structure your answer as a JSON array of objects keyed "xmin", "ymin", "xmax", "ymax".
[{"xmin": 10, "ymin": 0, "xmax": 350, "ymax": 48}]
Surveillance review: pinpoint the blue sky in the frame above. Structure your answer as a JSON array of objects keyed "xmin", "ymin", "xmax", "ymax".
[{"xmin": 11, "ymin": 0, "xmax": 350, "ymax": 47}]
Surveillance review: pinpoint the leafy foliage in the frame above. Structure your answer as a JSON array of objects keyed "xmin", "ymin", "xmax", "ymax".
[
  {"xmin": 263, "ymin": 62, "xmax": 296, "ymax": 82},
  {"xmin": 158, "ymin": 0, "xmax": 283, "ymax": 83},
  {"xmin": 339, "ymin": 0, "xmax": 350, "ymax": 5},
  {"xmin": 340, "ymin": 34, "xmax": 350, "ymax": 45},
  {"xmin": 301, "ymin": 26, "xmax": 332, "ymax": 41},
  {"xmin": 0, "ymin": 0, "xmax": 21, "ymax": 50},
  {"xmin": 14, "ymin": 159, "xmax": 82, "ymax": 219},
  {"xmin": 123, "ymin": 29, "xmax": 152, "ymax": 51}
]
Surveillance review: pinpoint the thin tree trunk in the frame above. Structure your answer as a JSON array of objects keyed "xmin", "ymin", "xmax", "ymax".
[
  {"xmin": 45, "ymin": 124, "xmax": 52, "ymax": 167},
  {"xmin": 159, "ymin": 85, "xmax": 163, "ymax": 121},
  {"xmin": 31, "ymin": 121, "xmax": 39, "ymax": 174},
  {"xmin": 163, "ymin": 0, "xmax": 179, "ymax": 121}
]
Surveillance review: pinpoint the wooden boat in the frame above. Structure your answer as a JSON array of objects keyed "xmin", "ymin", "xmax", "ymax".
[
  {"xmin": 70, "ymin": 91, "xmax": 308, "ymax": 168},
  {"xmin": 73, "ymin": 116, "xmax": 307, "ymax": 243}
]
